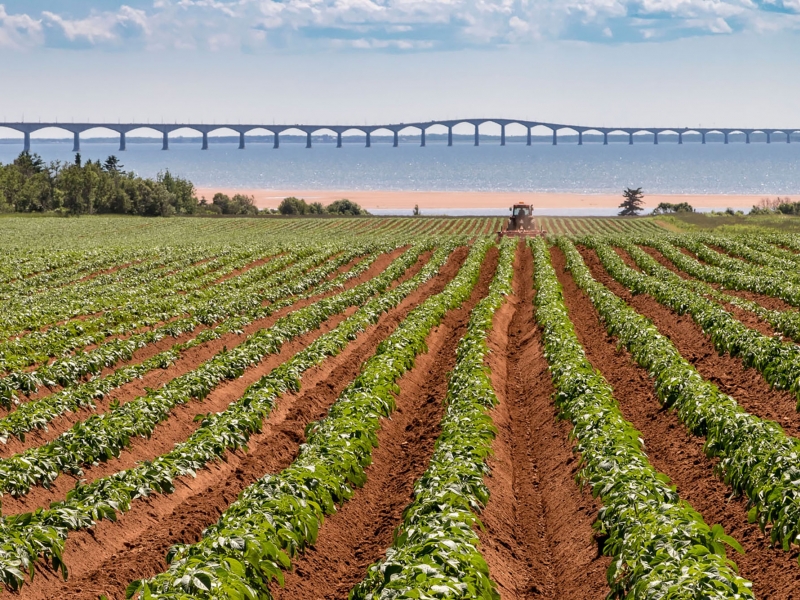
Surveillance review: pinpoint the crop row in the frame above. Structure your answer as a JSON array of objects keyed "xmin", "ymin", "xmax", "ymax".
[
  {"xmin": 582, "ymin": 237, "xmax": 800, "ymax": 404},
  {"xmin": 641, "ymin": 237, "xmax": 800, "ymax": 308},
  {"xmin": 0, "ymin": 240, "xmax": 455, "ymax": 592},
  {"xmin": 0, "ymin": 247, "xmax": 155, "ymax": 300},
  {"xmin": 0, "ymin": 244, "xmax": 389, "ymax": 442},
  {"xmin": 127, "ymin": 239, "xmax": 492, "ymax": 599},
  {"xmin": 351, "ymin": 236, "xmax": 516, "ymax": 599},
  {"xmin": 0, "ymin": 242, "xmax": 382, "ymax": 403},
  {"xmin": 616, "ymin": 240, "xmax": 800, "ymax": 345},
  {"xmin": 534, "ymin": 238, "xmax": 753, "ymax": 599},
  {"xmin": 0, "ymin": 242, "xmax": 426, "ymax": 499},
  {"xmin": 0, "ymin": 244, "xmax": 316, "ymax": 373},
  {"xmin": 558, "ymin": 237, "xmax": 800, "ymax": 560},
  {"xmin": 0, "ymin": 244, "xmax": 250, "ymax": 336}
]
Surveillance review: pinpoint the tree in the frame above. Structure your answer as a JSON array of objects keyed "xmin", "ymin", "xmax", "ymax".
[
  {"xmin": 103, "ymin": 155, "xmax": 124, "ymax": 173},
  {"xmin": 326, "ymin": 198, "xmax": 369, "ymax": 216},
  {"xmin": 278, "ymin": 196, "xmax": 309, "ymax": 215},
  {"xmin": 651, "ymin": 201, "xmax": 694, "ymax": 215},
  {"xmin": 619, "ymin": 187, "xmax": 644, "ymax": 216},
  {"xmin": 308, "ymin": 201, "xmax": 325, "ymax": 214},
  {"xmin": 413, "ymin": 204, "xmax": 420, "ymax": 216}
]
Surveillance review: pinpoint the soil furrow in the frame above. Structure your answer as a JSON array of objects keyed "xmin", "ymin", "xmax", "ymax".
[
  {"xmin": 0, "ymin": 248, "xmax": 409, "ymax": 451},
  {"xmin": 613, "ymin": 246, "xmax": 779, "ymax": 339},
  {"xmin": 551, "ymin": 246, "xmax": 800, "ymax": 599},
  {"xmin": 478, "ymin": 242, "xmax": 609, "ymax": 600},
  {"xmin": 576, "ymin": 245, "xmax": 800, "ymax": 437},
  {"xmin": 0, "ymin": 248, "xmax": 416, "ymax": 511},
  {"xmin": 269, "ymin": 247, "xmax": 499, "ymax": 600},
  {"xmin": 642, "ymin": 244, "xmax": 796, "ymax": 312},
  {"xmin": 19, "ymin": 247, "xmax": 468, "ymax": 600}
]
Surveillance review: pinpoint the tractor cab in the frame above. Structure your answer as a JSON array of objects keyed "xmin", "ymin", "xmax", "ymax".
[{"xmin": 498, "ymin": 203, "xmax": 546, "ymax": 238}]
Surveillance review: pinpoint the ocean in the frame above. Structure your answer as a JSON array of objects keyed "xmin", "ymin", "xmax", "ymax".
[{"xmin": 2, "ymin": 139, "xmax": 798, "ymax": 213}]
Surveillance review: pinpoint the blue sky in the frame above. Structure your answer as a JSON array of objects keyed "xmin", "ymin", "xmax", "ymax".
[{"xmin": 1, "ymin": 1, "xmax": 799, "ymax": 131}]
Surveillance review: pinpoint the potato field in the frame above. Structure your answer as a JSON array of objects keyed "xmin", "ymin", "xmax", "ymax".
[{"xmin": 1, "ymin": 215, "xmax": 800, "ymax": 599}]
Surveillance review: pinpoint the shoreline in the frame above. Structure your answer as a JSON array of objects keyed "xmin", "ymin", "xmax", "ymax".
[{"xmin": 195, "ymin": 188, "xmax": 775, "ymax": 214}]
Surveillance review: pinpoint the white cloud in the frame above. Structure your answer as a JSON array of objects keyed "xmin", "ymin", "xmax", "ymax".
[
  {"xmin": 0, "ymin": 0, "xmax": 798, "ymax": 53},
  {"xmin": 0, "ymin": 5, "xmax": 43, "ymax": 49}
]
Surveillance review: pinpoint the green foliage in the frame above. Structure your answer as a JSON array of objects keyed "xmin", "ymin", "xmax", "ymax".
[
  {"xmin": 210, "ymin": 192, "xmax": 258, "ymax": 216},
  {"xmin": 652, "ymin": 201, "xmax": 694, "ymax": 215},
  {"xmin": 0, "ymin": 152, "xmax": 199, "ymax": 216},
  {"xmin": 326, "ymin": 198, "xmax": 369, "ymax": 215},
  {"xmin": 0, "ymin": 240, "xmax": 451, "ymax": 591},
  {"xmin": 128, "ymin": 239, "xmax": 491, "ymax": 599},
  {"xmin": 277, "ymin": 196, "xmax": 308, "ymax": 215},
  {"xmin": 533, "ymin": 237, "xmax": 754, "ymax": 599},
  {"xmin": 352, "ymin": 237, "xmax": 516, "ymax": 600},
  {"xmin": 564, "ymin": 234, "xmax": 800, "ymax": 565}
]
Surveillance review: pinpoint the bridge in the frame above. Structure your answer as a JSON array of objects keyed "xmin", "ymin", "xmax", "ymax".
[{"xmin": 2, "ymin": 119, "xmax": 798, "ymax": 152}]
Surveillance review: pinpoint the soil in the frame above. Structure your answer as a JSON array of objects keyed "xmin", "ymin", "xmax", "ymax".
[
  {"xmin": 575, "ymin": 245, "xmax": 800, "ymax": 438},
  {"xmin": 551, "ymin": 246, "xmax": 800, "ymax": 598},
  {"xmin": 638, "ymin": 244, "xmax": 798, "ymax": 313},
  {"xmin": 270, "ymin": 246, "xmax": 498, "ymax": 600},
  {"xmin": 478, "ymin": 242, "xmax": 610, "ymax": 600},
  {"xmin": 18, "ymin": 246, "xmax": 469, "ymax": 600},
  {"xmin": 0, "ymin": 247, "xmax": 417, "ymax": 511}
]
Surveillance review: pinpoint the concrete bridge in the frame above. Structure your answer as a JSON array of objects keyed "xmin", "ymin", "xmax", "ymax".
[{"xmin": 2, "ymin": 119, "xmax": 798, "ymax": 152}]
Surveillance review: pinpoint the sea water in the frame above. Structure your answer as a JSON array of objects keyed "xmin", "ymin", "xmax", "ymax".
[{"xmin": 1, "ymin": 140, "xmax": 798, "ymax": 213}]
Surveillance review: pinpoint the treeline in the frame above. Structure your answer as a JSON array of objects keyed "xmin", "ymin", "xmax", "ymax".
[
  {"xmin": 750, "ymin": 197, "xmax": 800, "ymax": 215},
  {"xmin": 0, "ymin": 152, "xmax": 205, "ymax": 216},
  {"xmin": 0, "ymin": 151, "xmax": 369, "ymax": 218},
  {"xmin": 277, "ymin": 196, "xmax": 369, "ymax": 216}
]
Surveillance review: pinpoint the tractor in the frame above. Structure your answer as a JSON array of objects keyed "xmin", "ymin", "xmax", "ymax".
[{"xmin": 498, "ymin": 203, "xmax": 547, "ymax": 238}]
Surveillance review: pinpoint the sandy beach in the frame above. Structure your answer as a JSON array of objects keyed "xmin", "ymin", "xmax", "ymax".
[{"xmin": 195, "ymin": 188, "xmax": 775, "ymax": 214}]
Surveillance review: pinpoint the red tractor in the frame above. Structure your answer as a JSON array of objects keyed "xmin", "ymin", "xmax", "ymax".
[{"xmin": 498, "ymin": 204, "xmax": 547, "ymax": 238}]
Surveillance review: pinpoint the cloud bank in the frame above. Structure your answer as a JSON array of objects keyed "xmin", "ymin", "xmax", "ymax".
[{"xmin": 1, "ymin": 0, "xmax": 798, "ymax": 51}]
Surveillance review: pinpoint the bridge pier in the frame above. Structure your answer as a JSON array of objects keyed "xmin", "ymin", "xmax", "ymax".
[
  {"xmin": 788, "ymin": 133, "xmax": 792, "ymax": 144},
  {"xmin": 526, "ymin": 127, "xmax": 531, "ymax": 146},
  {"xmin": 500, "ymin": 125, "xmax": 505, "ymax": 146},
  {"xmin": 119, "ymin": 132, "xmax": 127, "ymax": 151},
  {"xmin": 678, "ymin": 132, "xmax": 683, "ymax": 145},
  {"xmin": 420, "ymin": 128, "xmax": 426, "ymax": 147},
  {"xmin": 654, "ymin": 132, "xmax": 659, "ymax": 145},
  {"xmin": 202, "ymin": 132, "xmax": 209, "ymax": 150},
  {"xmin": 603, "ymin": 132, "xmax": 608, "ymax": 146},
  {"xmin": 701, "ymin": 132, "xmax": 706, "ymax": 145},
  {"xmin": 240, "ymin": 132, "xmax": 246, "ymax": 150},
  {"xmin": 393, "ymin": 131, "xmax": 399, "ymax": 147},
  {"xmin": 578, "ymin": 131, "xmax": 583, "ymax": 146},
  {"xmin": 746, "ymin": 132, "xmax": 750, "ymax": 144},
  {"xmin": 552, "ymin": 129, "xmax": 557, "ymax": 146},
  {"xmin": 337, "ymin": 132, "xmax": 342, "ymax": 148},
  {"xmin": 23, "ymin": 132, "xmax": 30, "ymax": 152},
  {"xmin": 305, "ymin": 132, "xmax": 311, "ymax": 149},
  {"xmin": 162, "ymin": 131, "xmax": 169, "ymax": 151},
  {"xmin": 273, "ymin": 132, "xmax": 280, "ymax": 149},
  {"xmin": 724, "ymin": 132, "xmax": 729, "ymax": 145},
  {"xmin": 366, "ymin": 131, "xmax": 371, "ymax": 148},
  {"xmin": 72, "ymin": 131, "xmax": 80, "ymax": 153},
  {"xmin": 629, "ymin": 132, "xmax": 633, "ymax": 145},
  {"xmin": 474, "ymin": 124, "xmax": 479, "ymax": 146},
  {"xmin": 448, "ymin": 126, "xmax": 453, "ymax": 147},
  {"xmin": 767, "ymin": 132, "xmax": 771, "ymax": 144}
]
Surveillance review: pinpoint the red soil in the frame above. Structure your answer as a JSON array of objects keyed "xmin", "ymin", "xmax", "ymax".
[
  {"xmin": 270, "ymin": 246, "xmax": 499, "ymax": 600},
  {"xmin": 19, "ymin": 246, "xmax": 469, "ymax": 600},
  {"xmin": 552, "ymin": 246, "xmax": 800, "ymax": 598},
  {"xmin": 577, "ymin": 246, "xmax": 800, "ymax": 437},
  {"xmin": 0, "ymin": 247, "xmax": 412, "ymax": 510},
  {"xmin": 479, "ymin": 242, "xmax": 610, "ymax": 600}
]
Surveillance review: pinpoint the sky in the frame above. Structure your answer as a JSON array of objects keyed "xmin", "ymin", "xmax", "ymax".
[{"xmin": 1, "ymin": 0, "xmax": 799, "ymax": 135}]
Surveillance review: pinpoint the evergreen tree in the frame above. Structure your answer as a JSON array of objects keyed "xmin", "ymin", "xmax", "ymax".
[{"xmin": 619, "ymin": 187, "xmax": 645, "ymax": 216}]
